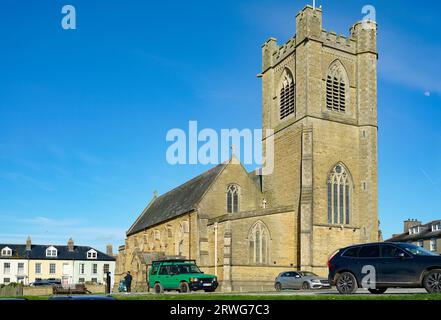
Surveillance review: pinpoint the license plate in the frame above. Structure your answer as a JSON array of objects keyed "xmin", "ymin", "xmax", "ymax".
[{"xmin": 202, "ymin": 283, "xmax": 212, "ymax": 287}]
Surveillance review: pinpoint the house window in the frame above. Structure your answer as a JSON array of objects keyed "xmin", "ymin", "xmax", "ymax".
[
  {"xmin": 35, "ymin": 263, "xmax": 41, "ymax": 274},
  {"xmin": 409, "ymin": 226, "xmax": 421, "ymax": 235},
  {"xmin": 103, "ymin": 264, "xmax": 110, "ymax": 274},
  {"xmin": 417, "ymin": 240, "xmax": 424, "ymax": 248},
  {"xmin": 249, "ymin": 221, "xmax": 269, "ymax": 265},
  {"xmin": 87, "ymin": 250, "xmax": 97, "ymax": 259},
  {"xmin": 49, "ymin": 263, "xmax": 56, "ymax": 274},
  {"xmin": 92, "ymin": 264, "xmax": 98, "ymax": 274},
  {"xmin": 3, "ymin": 263, "xmax": 11, "ymax": 275},
  {"xmin": 432, "ymin": 223, "xmax": 441, "ymax": 232},
  {"xmin": 46, "ymin": 247, "xmax": 57, "ymax": 257},
  {"xmin": 326, "ymin": 61, "xmax": 348, "ymax": 113},
  {"xmin": 1, "ymin": 248, "xmax": 12, "ymax": 257},
  {"xmin": 18, "ymin": 263, "xmax": 24, "ymax": 275},
  {"xmin": 91, "ymin": 278, "xmax": 98, "ymax": 284},
  {"xmin": 279, "ymin": 69, "xmax": 295, "ymax": 120},
  {"xmin": 327, "ymin": 164, "xmax": 351, "ymax": 225},
  {"xmin": 78, "ymin": 278, "xmax": 85, "ymax": 283},
  {"xmin": 430, "ymin": 239, "xmax": 437, "ymax": 252},
  {"xmin": 80, "ymin": 263, "xmax": 85, "ymax": 275},
  {"xmin": 4, "ymin": 278, "xmax": 10, "ymax": 284},
  {"xmin": 227, "ymin": 185, "xmax": 239, "ymax": 213}
]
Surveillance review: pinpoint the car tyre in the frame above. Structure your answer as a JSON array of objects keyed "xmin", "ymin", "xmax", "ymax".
[
  {"xmin": 302, "ymin": 282, "xmax": 310, "ymax": 290},
  {"xmin": 336, "ymin": 272, "xmax": 358, "ymax": 295},
  {"xmin": 275, "ymin": 282, "xmax": 282, "ymax": 292},
  {"xmin": 153, "ymin": 282, "xmax": 164, "ymax": 294},
  {"xmin": 423, "ymin": 269, "xmax": 441, "ymax": 293},
  {"xmin": 368, "ymin": 288, "xmax": 387, "ymax": 295},
  {"xmin": 179, "ymin": 282, "xmax": 190, "ymax": 293}
]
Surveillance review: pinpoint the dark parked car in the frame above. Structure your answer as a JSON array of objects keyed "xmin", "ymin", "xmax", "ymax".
[
  {"xmin": 328, "ymin": 242, "xmax": 441, "ymax": 294},
  {"xmin": 47, "ymin": 279, "xmax": 62, "ymax": 285},
  {"xmin": 30, "ymin": 280, "xmax": 53, "ymax": 287}
]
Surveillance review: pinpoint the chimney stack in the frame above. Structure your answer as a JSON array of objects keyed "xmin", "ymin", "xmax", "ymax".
[
  {"xmin": 106, "ymin": 244, "xmax": 113, "ymax": 256},
  {"xmin": 26, "ymin": 236, "xmax": 32, "ymax": 251},
  {"xmin": 404, "ymin": 219, "xmax": 422, "ymax": 233},
  {"xmin": 67, "ymin": 238, "xmax": 74, "ymax": 252}
]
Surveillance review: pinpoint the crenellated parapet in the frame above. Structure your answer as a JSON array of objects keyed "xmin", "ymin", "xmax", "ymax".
[
  {"xmin": 321, "ymin": 30, "xmax": 356, "ymax": 54},
  {"xmin": 262, "ymin": 5, "xmax": 377, "ymax": 73}
]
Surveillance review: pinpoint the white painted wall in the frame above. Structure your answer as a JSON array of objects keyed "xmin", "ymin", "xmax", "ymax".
[
  {"xmin": 73, "ymin": 260, "xmax": 116, "ymax": 290},
  {"xmin": 0, "ymin": 259, "xmax": 29, "ymax": 285}
]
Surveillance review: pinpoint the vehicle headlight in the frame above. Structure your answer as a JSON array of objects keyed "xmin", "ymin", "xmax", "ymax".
[
  {"xmin": 311, "ymin": 279, "xmax": 321, "ymax": 283},
  {"xmin": 190, "ymin": 278, "xmax": 199, "ymax": 282}
]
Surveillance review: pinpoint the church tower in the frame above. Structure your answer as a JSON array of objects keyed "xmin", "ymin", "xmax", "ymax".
[{"xmin": 261, "ymin": 5, "xmax": 378, "ymax": 273}]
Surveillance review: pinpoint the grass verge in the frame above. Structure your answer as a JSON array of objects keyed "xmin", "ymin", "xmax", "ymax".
[{"xmin": 113, "ymin": 293, "xmax": 441, "ymax": 301}]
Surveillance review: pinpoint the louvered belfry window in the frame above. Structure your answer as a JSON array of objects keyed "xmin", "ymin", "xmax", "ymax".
[
  {"xmin": 280, "ymin": 71, "xmax": 295, "ymax": 120},
  {"xmin": 326, "ymin": 62, "xmax": 347, "ymax": 112}
]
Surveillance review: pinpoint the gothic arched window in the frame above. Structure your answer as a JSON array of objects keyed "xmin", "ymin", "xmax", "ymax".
[
  {"xmin": 326, "ymin": 61, "xmax": 348, "ymax": 113},
  {"xmin": 175, "ymin": 224, "xmax": 185, "ymax": 256},
  {"xmin": 227, "ymin": 185, "xmax": 239, "ymax": 213},
  {"xmin": 280, "ymin": 69, "xmax": 295, "ymax": 120},
  {"xmin": 249, "ymin": 221, "xmax": 269, "ymax": 264},
  {"xmin": 327, "ymin": 163, "xmax": 351, "ymax": 225}
]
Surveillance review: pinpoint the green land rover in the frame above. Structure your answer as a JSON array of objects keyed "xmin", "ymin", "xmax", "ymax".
[{"xmin": 148, "ymin": 259, "xmax": 218, "ymax": 294}]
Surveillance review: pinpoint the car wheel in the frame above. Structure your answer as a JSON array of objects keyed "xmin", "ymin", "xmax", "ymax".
[
  {"xmin": 423, "ymin": 269, "xmax": 441, "ymax": 293},
  {"xmin": 368, "ymin": 288, "xmax": 387, "ymax": 295},
  {"xmin": 179, "ymin": 282, "xmax": 190, "ymax": 293},
  {"xmin": 302, "ymin": 282, "xmax": 310, "ymax": 290},
  {"xmin": 336, "ymin": 272, "xmax": 358, "ymax": 294},
  {"xmin": 153, "ymin": 283, "xmax": 164, "ymax": 294},
  {"xmin": 275, "ymin": 282, "xmax": 282, "ymax": 292}
]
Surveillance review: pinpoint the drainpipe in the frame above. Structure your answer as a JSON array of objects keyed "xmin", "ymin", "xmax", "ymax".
[
  {"xmin": 214, "ymin": 222, "xmax": 218, "ymax": 276},
  {"xmin": 188, "ymin": 212, "xmax": 191, "ymax": 260}
]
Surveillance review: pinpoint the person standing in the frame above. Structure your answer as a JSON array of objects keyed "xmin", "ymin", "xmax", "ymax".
[{"xmin": 124, "ymin": 271, "xmax": 132, "ymax": 293}]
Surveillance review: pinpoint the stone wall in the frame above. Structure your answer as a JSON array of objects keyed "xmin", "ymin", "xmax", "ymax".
[{"xmin": 22, "ymin": 286, "xmax": 53, "ymax": 296}]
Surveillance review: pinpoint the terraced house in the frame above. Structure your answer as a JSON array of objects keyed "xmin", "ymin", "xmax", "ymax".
[
  {"xmin": 387, "ymin": 219, "xmax": 441, "ymax": 254},
  {"xmin": 116, "ymin": 5, "xmax": 381, "ymax": 292},
  {"xmin": 0, "ymin": 237, "xmax": 116, "ymax": 287}
]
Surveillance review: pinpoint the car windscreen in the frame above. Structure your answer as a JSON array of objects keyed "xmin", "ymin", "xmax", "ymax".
[
  {"xmin": 176, "ymin": 264, "xmax": 202, "ymax": 274},
  {"xmin": 398, "ymin": 243, "xmax": 439, "ymax": 256},
  {"xmin": 299, "ymin": 272, "xmax": 318, "ymax": 277}
]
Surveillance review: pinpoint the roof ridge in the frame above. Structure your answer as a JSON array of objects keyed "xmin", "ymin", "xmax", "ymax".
[{"xmin": 126, "ymin": 162, "xmax": 229, "ymax": 236}]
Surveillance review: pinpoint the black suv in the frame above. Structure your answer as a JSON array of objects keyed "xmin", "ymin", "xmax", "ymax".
[{"xmin": 328, "ymin": 242, "xmax": 441, "ymax": 294}]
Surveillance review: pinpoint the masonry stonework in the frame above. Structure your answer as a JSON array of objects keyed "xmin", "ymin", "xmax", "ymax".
[{"xmin": 116, "ymin": 5, "xmax": 380, "ymax": 292}]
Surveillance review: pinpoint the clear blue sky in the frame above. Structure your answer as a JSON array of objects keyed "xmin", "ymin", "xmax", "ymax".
[{"xmin": 0, "ymin": 0, "xmax": 440, "ymax": 251}]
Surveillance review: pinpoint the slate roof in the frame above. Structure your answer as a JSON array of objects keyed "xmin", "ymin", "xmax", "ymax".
[
  {"xmin": 127, "ymin": 162, "xmax": 227, "ymax": 236},
  {"xmin": 0, "ymin": 244, "xmax": 115, "ymax": 261},
  {"xmin": 386, "ymin": 220, "xmax": 441, "ymax": 242}
]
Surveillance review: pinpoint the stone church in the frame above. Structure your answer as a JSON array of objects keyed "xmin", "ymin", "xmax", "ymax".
[{"xmin": 115, "ymin": 5, "xmax": 380, "ymax": 292}]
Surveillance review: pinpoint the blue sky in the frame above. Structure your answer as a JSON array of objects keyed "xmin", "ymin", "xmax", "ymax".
[{"xmin": 0, "ymin": 0, "xmax": 440, "ymax": 251}]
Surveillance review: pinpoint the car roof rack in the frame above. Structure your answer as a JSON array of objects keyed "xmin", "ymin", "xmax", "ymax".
[{"xmin": 152, "ymin": 258, "xmax": 196, "ymax": 263}]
